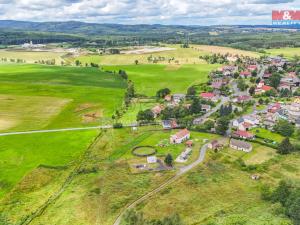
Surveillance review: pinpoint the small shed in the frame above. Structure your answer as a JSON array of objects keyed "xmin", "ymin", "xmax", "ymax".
[
  {"xmin": 185, "ymin": 140, "xmax": 193, "ymax": 147},
  {"xmin": 147, "ymin": 156, "xmax": 157, "ymax": 164}
]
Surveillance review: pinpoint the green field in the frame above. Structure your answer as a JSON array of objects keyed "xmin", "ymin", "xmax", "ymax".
[
  {"xmin": 0, "ymin": 64, "xmax": 126, "ymax": 131},
  {"xmin": 266, "ymin": 47, "xmax": 300, "ymax": 59},
  {"xmin": 0, "ymin": 45, "xmax": 298, "ymax": 225},
  {"xmin": 0, "ymin": 128, "xmax": 220, "ymax": 225},
  {"xmin": 74, "ymin": 44, "xmax": 259, "ymax": 66},
  {"xmin": 0, "ymin": 130, "xmax": 98, "ymax": 197},
  {"xmin": 0, "ymin": 94, "xmax": 71, "ymax": 131},
  {"xmin": 1, "ymin": 127, "xmax": 297, "ymax": 225},
  {"xmin": 103, "ymin": 64, "xmax": 219, "ymax": 96}
]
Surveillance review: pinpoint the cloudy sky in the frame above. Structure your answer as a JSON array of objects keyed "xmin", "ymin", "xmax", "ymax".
[{"xmin": 0, "ymin": 0, "xmax": 299, "ymax": 25}]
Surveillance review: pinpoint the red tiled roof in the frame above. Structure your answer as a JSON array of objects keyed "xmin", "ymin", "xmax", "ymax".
[
  {"xmin": 174, "ymin": 128, "xmax": 190, "ymax": 139},
  {"xmin": 262, "ymin": 85, "xmax": 272, "ymax": 91},
  {"xmin": 200, "ymin": 92, "xmax": 215, "ymax": 98},
  {"xmin": 247, "ymin": 65, "xmax": 257, "ymax": 70},
  {"xmin": 240, "ymin": 71, "xmax": 251, "ymax": 76},
  {"xmin": 234, "ymin": 130, "xmax": 254, "ymax": 138},
  {"xmin": 186, "ymin": 140, "xmax": 193, "ymax": 145}
]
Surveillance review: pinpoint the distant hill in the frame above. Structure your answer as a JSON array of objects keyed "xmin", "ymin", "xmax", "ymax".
[
  {"xmin": 0, "ymin": 20, "xmax": 210, "ymax": 36},
  {"xmin": 1, "ymin": 20, "xmax": 298, "ymax": 36},
  {"xmin": 0, "ymin": 20, "xmax": 299, "ymax": 49}
]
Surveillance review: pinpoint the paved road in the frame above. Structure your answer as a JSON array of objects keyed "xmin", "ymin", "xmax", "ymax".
[
  {"xmin": 113, "ymin": 144, "xmax": 208, "ymax": 225},
  {"xmin": 198, "ymin": 96, "xmax": 230, "ymax": 123}
]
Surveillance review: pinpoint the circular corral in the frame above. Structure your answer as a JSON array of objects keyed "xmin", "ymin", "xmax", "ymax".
[{"xmin": 132, "ymin": 146, "xmax": 157, "ymax": 157}]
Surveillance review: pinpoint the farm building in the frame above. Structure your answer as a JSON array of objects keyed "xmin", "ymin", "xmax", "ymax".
[
  {"xmin": 170, "ymin": 129, "xmax": 190, "ymax": 144},
  {"xmin": 232, "ymin": 130, "xmax": 255, "ymax": 139}
]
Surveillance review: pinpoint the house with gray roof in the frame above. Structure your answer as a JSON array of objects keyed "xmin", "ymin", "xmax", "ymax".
[{"xmin": 230, "ymin": 139, "xmax": 253, "ymax": 152}]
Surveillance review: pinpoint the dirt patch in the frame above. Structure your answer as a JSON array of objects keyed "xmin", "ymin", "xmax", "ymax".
[
  {"xmin": 75, "ymin": 103, "xmax": 95, "ymax": 112},
  {"xmin": 0, "ymin": 119, "xmax": 17, "ymax": 131},
  {"xmin": 121, "ymin": 46, "xmax": 175, "ymax": 55},
  {"xmin": 82, "ymin": 111, "xmax": 103, "ymax": 123}
]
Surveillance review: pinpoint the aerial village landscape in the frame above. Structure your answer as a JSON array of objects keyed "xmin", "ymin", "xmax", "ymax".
[{"xmin": 0, "ymin": 2, "xmax": 300, "ymax": 225}]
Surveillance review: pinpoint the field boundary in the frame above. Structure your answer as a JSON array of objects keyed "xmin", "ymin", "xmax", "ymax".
[{"xmin": 18, "ymin": 131, "xmax": 103, "ymax": 225}]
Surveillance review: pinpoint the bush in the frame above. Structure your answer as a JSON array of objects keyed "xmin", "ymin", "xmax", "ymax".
[{"xmin": 113, "ymin": 123, "xmax": 123, "ymax": 128}]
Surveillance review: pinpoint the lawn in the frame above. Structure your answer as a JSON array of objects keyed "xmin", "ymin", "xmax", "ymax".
[
  {"xmin": 134, "ymin": 130, "xmax": 220, "ymax": 160},
  {"xmin": 0, "ymin": 64, "xmax": 126, "ymax": 131},
  {"xmin": 119, "ymin": 99, "xmax": 157, "ymax": 124},
  {"xmin": 0, "ymin": 130, "xmax": 98, "ymax": 198},
  {"xmin": 103, "ymin": 64, "xmax": 220, "ymax": 96},
  {"xmin": 222, "ymin": 143, "xmax": 277, "ymax": 165},
  {"xmin": 253, "ymin": 128, "xmax": 284, "ymax": 143},
  {"xmin": 266, "ymin": 47, "xmax": 300, "ymax": 59},
  {"xmin": 0, "ymin": 50, "xmax": 64, "ymax": 64}
]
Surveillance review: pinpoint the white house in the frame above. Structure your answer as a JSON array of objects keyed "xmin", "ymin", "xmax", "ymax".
[
  {"xmin": 173, "ymin": 94, "xmax": 186, "ymax": 103},
  {"xmin": 170, "ymin": 129, "xmax": 190, "ymax": 144}
]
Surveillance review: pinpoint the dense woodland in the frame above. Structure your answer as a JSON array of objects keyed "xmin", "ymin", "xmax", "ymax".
[{"xmin": 0, "ymin": 21, "xmax": 300, "ymax": 50}]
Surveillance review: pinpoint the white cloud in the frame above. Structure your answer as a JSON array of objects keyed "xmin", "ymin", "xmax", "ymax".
[{"xmin": 0, "ymin": 0, "xmax": 299, "ymax": 25}]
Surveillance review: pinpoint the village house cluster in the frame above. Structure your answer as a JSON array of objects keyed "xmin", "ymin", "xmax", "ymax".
[{"xmin": 136, "ymin": 54, "xmax": 300, "ymax": 160}]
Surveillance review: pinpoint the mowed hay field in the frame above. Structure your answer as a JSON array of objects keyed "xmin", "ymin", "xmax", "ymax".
[
  {"xmin": 103, "ymin": 64, "xmax": 220, "ymax": 96},
  {"xmin": 0, "ymin": 49, "xmax": 65, "ymax": 64},
  {"xmin": 0, "ymin": 94, "xmax": 70, "ymax": 131},
  {"xmin": 266, "ymin": 47, "xmax": 300, "ymax": 59},
  {"xmin": 74, "ymin": 44, "xmax": 259, "ymax": 66},
  {"xmin": 0, "ymin": 64, "xmax": 126, "ymax": 131}
]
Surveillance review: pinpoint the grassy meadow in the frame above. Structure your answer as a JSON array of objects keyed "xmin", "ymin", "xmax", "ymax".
[
  {"xmin": 0, "ymin": 64, "xmax": 126, "ymax": 131},
  {"xmin": 1, "ymin": 127, "xmax": 298, "ymax": 225},
  {"xmin": 0, "ymin": 128, "xmax": 220, "ymax": 225},
  {"xmin": 266, "ymin": 47, "xmax": 300, "ymax": 59},
  {"xmin": 103, "ymin": 64, "xmax": 220, "ymax": 96},
  {"xmin": 0, "ymin": 130, "xmax": 98, "ymax": 197},
  {"xmin": 75, "ymin": 44, "xmax": 259, "ymax": 66}
]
